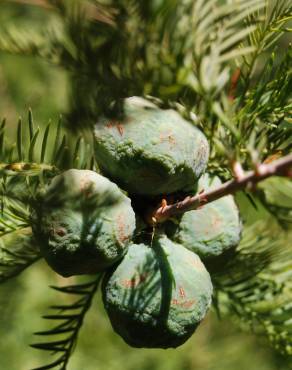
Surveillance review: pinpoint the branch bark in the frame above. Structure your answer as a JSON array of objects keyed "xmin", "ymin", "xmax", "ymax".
[{"xmin": 150, "ymin": 153, "xmax": 292, "ymax": 224}]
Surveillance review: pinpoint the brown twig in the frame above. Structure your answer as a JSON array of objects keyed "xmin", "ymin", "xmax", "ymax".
[
  {"xmin": 228, "ymin": 68, "xmax": 241, "ymax": 101},
  {"xmin": 150, "ymin": 153, "xmax": 292, "ymax": 224}
]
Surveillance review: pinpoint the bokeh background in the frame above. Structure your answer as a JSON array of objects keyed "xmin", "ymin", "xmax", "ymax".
[{"xmin": 0, "ymin": 2, "xmax": 291, "ymax": 370}]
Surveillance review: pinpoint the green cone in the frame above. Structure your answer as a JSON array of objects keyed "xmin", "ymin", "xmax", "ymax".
[
  {"xmin": 33, "ymin": 169, "xmax": 136, "ymax": 277},
  {"xmin": 102, "ymin": 235, "xmax": 213, "ymax": 348},
  {"xmin": 171, "ymin": 174, "xmax": 241, "ymax": 259},
  {"xmin": 94, "ymin": 97, "xmax": 209, "ymax": 195}
]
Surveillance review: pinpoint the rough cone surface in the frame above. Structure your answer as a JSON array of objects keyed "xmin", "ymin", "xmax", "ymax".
[
  {"xmin": 94, "ymin": 97, "xmax": 209, "ymax": 195},
  {"xmin": 102, "ymin": 235, "xmax": 213, "ymax": 348},
  {"xmin": 33, "ymin": 169, "xmax": 135, "ymax": 277},
  {"xmin": 171, "ymin": 174, "xmax": 241, "ymax": 259}
]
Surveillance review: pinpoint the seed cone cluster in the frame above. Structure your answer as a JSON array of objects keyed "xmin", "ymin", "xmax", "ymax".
[{"xmin": 33, "ymin": 97, "xmax": 241, "ymax": 348}]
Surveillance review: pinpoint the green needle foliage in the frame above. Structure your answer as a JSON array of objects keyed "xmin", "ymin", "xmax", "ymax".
[
  {"xmin": 0, "ymin": 0, "xmax": 291, "ymax": 369},
  {"xmin": 31, "ymin": 276, "xmax": 102, "ymax": 370},
  {"xmin": 257, "ymin": 177, "xmax": 292, "ymax": 229},
  {"xmin": 212, "ymin": 219, "xmax": 292, "ymax": 356}
]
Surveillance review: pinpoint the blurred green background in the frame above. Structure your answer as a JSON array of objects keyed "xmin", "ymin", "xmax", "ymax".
[{"xmin": 0, "ymin": 2, "xmax": 291, "ymax": 370}]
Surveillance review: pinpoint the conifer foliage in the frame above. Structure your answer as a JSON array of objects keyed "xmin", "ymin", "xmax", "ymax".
[{"xmin": 0, "ymin": 0, "xmax": 291, "ymax": 369}]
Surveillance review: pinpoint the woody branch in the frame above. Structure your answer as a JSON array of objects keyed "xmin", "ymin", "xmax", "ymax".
[{"xmin": 150, "ymin": 153, "xmax": 292, "ymax": 224}]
